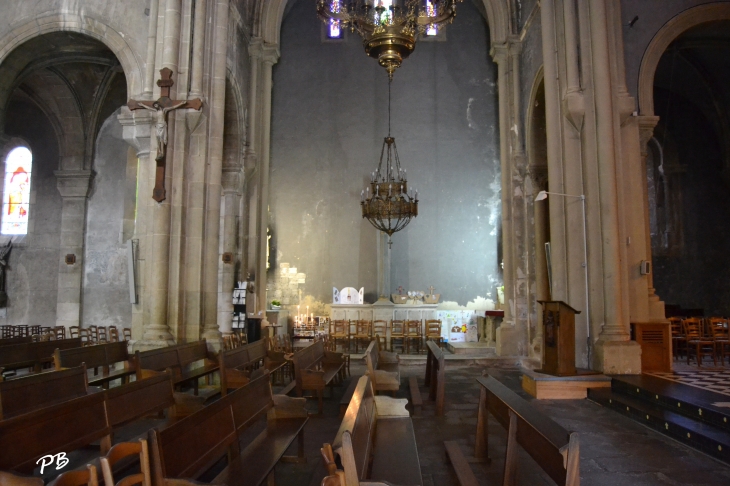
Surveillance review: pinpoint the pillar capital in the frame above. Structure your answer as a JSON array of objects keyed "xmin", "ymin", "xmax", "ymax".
[
  {"xmin": 55, "ymin": 170, "xmax": 92, "ymax": 198},
  {"xmin": 117, "ymin": 107, "xmax": 152, "ymax": 158},
  {"xmin": 249, "ymin": 37, "xmax": 280, "ymax": 65},
  {"xmin": 638, "ymin": 115, "xmax": 660, "ymax": 156}
]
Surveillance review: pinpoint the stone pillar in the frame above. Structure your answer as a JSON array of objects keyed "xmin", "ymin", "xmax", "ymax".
[
  {"xmin": 188, "ymin": 0, "xmax": 207, "ymax": 99},
  {"xmin": 54, "ymin": 170, "xmax": 92, "ymax": 330},
  {"xmin": 218, "ymin": 168, "xmax": 240, "ymax": 337},
  {"xmin": 201, "ymin": 0, "xmax": 230, "ymax": 345},
  {"xmin": 589, "ymin": 0, "xmax": 641, "ymax": 373},
  {"xmin": 144, "ymin": 0, "xmax": 161, "ymax": 97},
  {"xmin": 255, "ymin": 45, "xmax": 280, "ymax": 315},
  {"xmin": 530, "ymin": 167, "xmax": 549, "ymax": 360}
]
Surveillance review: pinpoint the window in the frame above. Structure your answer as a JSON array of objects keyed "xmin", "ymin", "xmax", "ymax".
[
  {"xmin": 326, "ymin": 0, "xmax": 345, "ymax": 39},
  {"xmin": 425, "ymin": 1, "xmax": 438, "ymax": 36},
  {"xmin": 375, "ymin": 0, "xmax": 393, "ymax": 25},
  {"xmin": 2, "ymin": 146, "xmax": 32, "ymax": 235}
]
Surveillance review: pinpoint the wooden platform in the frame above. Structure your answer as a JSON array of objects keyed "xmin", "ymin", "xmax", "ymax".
[
  {"xmin": 445, "ymin": 342, "xmax": 496, "ymax": 356},
  {"xmin": 522, "ymin": 368, "xmax": 611, "ymax": 399}
]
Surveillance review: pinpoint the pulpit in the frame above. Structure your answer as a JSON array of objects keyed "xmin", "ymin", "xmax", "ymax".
[{"xmin": 538, "ymin": 301, "xmax": 579, "ymax": 376}]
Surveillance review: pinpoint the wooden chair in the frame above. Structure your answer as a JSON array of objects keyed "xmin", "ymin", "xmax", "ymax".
[
  {"xmin": 122, "ymin": 328, "xmax": 132, "ymax": 341},
  {"xmin": 330, "ymin": 320, "xmax": 350, "ymax": 352},
  {"xmin": 48, "ymin": 464, "xmax": 98, "ymax": 486},
  {"xmin": 79, "ymin": 328, "xmax": 91, "ymax": 346},
  {"xmin": 669, "ymin": 317, "xmax": 686, "ymax": 360},
  {"xmin": 390, "ymin": 320, "xmax": 406, "ymax": 353},
  {"xmin": 0, "ymin": 471, "xmax": 43, "ymax": 486},
  {"xmin": 100, "ymin": 439, "xmax": 152, "ymax": 486},
  {"xmin": 69, "ymin": 326, "xmax": 80, "ymax": 339},
  {"xmin": 0, "ymin": 325, "xmax": 12, "ymax": 338},
  {"xmin": 353, "ymin": 320, "xmax": 372, "ymax": 353},
  {"xmin": 425, "ymin": 319, "xmax": 443, "ymax": 348},
  {"xmin": 373, "ymin": 320, "xmax": 388, "ymax": 350},
  {"xmin": 709, "ymin": 317, "xmax": 730, "ymax": 366},
  {"xmin": 405, "ymin": 320, "xmax": 422, "ymax": 354},
  {"xmin": 54, "ymin": 326, "xmax": 66, "ymax": 340},
  {"xmin": 683, "ymin": 318, "xmax": 716, "ymax": 367},
  {"xmin": 88, "ymin": 325, "xmax": 99, "ymax": 344},
  {"xmin": 108, "ymin": 326, "xmax": 119, "ymax": 343},
  {"xmin": 97, "ymin": 327, "xmax": 108, "ymax": 344}
]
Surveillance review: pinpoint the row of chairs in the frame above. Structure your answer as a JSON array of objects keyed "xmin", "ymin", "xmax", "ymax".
[
  {"xmin": 0, "ymin": 438, "xmax": 151, "ymax": 486},
  {"xmin": 1, "ymin": 325, "xmax": 131, "ymax": 344},
  {"xmin": 670, "ymin": 316, "xmax": 730, "ymax": 366},
  {"xmin": 68, "ymin": 325, "xmax": 131, "ymax": 345},
  {"xmin": 222, "ymin": 330, "xmax": 248, "ymax": 350},
  {"xmin": 328, "ymin": 319, "xmax": 443, "ymax": 354}
]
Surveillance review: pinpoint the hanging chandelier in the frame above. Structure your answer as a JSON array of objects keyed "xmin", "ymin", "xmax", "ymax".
[
  {"xmin": 317, "ymin": 0, "xmax": 463, "ymax": 79},
  {"xmin": 360, "ymin": 81, "xmax": 418, "ymax": 247}
]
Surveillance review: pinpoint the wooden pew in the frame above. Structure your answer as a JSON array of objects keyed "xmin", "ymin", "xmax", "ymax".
[
  {"xmin": 327, "ymin": 375, "xmax": 422, "ymax": 486},
  {"xmin": 54, "ymin": 341, "xmax": 136, "ymax": 388},
  {"xmin": 149, "ymin": 370, "xmax": 308, "ymax": 486},
  {"xmin": 218, "ymin": 338, "xmax": 288, "ymax": 396},
  {"xmin": 424, "ymin": 339, "xmax": 445, "ymax": 416},
  {"xmin": 0, "ymin": 338, "xmax": 82, "ymax": 373},
  {"xmin": 0, "ymin": 372, "xmax": 200, "ymax": 473},
  {"xmin": 363, "ymin": 340, "xmax": 400, "ymax": 395},
  {"xmin": 136, "ymin": 340, "xmax": 219, "ymax": 396},
  {"xmin": 445, "ymin": 375, "xmax": 579, "ymax": 486},
  {"xmin": 0, "ymin": 336, "xmax": 33, "ymax": 347},
  {"xmin": 291, "ymin": 340, "xmax": 345, "ymax": 414},
  {"xmin": 0, "ymin": 365, "xmax": 94, "ymax": 420}
]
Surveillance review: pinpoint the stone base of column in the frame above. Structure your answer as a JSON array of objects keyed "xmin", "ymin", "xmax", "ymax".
[
  {"xmin": 202, "ymin": 329, "xmax": 223, "ymax": 352},
  {"xmin": 592, "ymin": 338, "xmax": 641, "ymax": 374},
  {"xmin": 647, "ymin": 289, "xmax": 666, "ymax": 321},
  {"xmin": 496, "ymin": 321, "xmax": 521, "ymax": 356},
  {"xmin": 130, "ymin": 338, "xmax": 176, "ymax": 352}
]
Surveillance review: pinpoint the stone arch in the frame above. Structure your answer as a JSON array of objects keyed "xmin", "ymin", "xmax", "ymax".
[
  {"xmin": 258, "ymin": 0, "xmax": 510, "ymax": 46},
  {"xmin": 0, "ymin": 13, "xmax": 143, "ymax": 101},
  {"xmin": 638, "ymin": 3, "xmax": 730, "ymax": 116}
]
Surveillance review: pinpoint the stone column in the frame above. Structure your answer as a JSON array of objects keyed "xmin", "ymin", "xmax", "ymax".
[
  {"xmin": 255, "ymin": 45, "xmax": 280, "ymax": 315},
  {"xmin": 54, "ymin": 170, "xmax": 92, "ymax": 331},
  {"xmin": 218, "ymin": 168, "xmax": 240, "ymax": 337},
  {"xmin": 188, "ymin": 0, "xmax": 207, "ymax": 99},
  {"xmin": 144, "ymin": 0, "xmax": 161, "ymax": 97},
  {"xmin": 201, "ymin": 0, "xmax": 230, "ymax": 344},
  {"xmin": 589, "ymin": 0, "xmax": 640, "ymax": 373}
]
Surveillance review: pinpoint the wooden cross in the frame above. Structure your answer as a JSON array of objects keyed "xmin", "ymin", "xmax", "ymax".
[
  {"xmin": 428, "ymin": 286, "xmax": 435, "ymax": 296},
  {"xmin": 397, "ymin": 286, "xmax": 404, "ymax": 295},
  {"xmin": 127, "ymin": 68, "xmax": 203, "ymax": 202}
]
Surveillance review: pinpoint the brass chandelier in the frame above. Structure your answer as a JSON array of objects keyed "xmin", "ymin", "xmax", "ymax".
[
  {"xmin": 360, "ymin": 81, "xmax": 418, "ymax": 247},
  {"xmin": 316, "ymin": 0, "xmax": 463, "ymax": 79}
]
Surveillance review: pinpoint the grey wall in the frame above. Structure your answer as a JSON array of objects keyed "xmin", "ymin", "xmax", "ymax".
[
  {"xmin": 269, "ymin": 0, "xmax": 501, "ymax": 306},
  {"xmin": 82, "ymin": 109, "xmax": 132, "ymax": 328},
  {"xmin": 1, "ymin": 99, "xmax": 62, "ymax": 327}
]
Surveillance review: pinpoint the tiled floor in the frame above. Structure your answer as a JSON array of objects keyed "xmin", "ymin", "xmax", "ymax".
[{"xmin": 647, "ymin": 363, "xmax": 730, "ymax": 398}]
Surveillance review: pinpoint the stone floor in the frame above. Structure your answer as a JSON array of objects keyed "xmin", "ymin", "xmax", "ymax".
[{"xmin": 274, "ymin": 361, "xmax": 730, "ymax": 486}]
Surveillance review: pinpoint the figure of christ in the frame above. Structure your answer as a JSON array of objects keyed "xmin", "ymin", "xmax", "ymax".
[{"xmin": 139, "ymin": 101, "xmax": 187, "ymax": 161}]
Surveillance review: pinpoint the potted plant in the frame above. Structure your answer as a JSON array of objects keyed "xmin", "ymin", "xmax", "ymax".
[{"xmin": 270, "ymin": 299, "xmax": 281, "ymax": 310}]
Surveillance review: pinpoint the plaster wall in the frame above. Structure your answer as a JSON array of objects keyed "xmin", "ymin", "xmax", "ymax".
[
  {"xmin": 269, "ymin": 0, "xmax": 501, "ymax": 307},
  {"xmin": 1, "ymin": 99, "xmax": 62, "ymax": 327},
  {"xmin": 81, "ymin": 109, "xmax": 132, "ymax": 328}
]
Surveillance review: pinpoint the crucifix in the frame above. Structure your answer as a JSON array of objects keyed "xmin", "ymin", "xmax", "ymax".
[{"xmin": 127, "ymin": 68, "xmax": 202, "ymax": 202}]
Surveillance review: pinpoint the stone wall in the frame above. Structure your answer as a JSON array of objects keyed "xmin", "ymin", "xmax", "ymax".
[{"xmin": 269, "ymin": 0, "xmax": 501, "ymax": 307}]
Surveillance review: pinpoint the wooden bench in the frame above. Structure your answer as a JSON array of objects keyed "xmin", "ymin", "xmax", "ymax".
[
  {"xmin": 424, "ymin": 339, "xmax": 445, "ymax": 416},
  {"xmin": 444, "ymin": 375, "xmax": 579, "ymax": 486},
  {"xmin": 0, "ymin": 365, "xmax": 95, "ymax": 420},
  {"xmin": 0, "ymin": 336, "xmax": 33, "ymax": 347},
  {"xmin": 325, "ymin": 375, "xmax": 423, "ymax": 486},
  {"xmin": 0, "ymin": 372, "xmax": 200, "ymax": 473},
  {"xmin": 363, "ymin": 340, "xmax": 400, "ymax": 395},
  {"xmin": 218, "ymin": 338, "xmax": 287, "ymax": 395},
  {"xmin": 0, "ymin": 338, "xmax": 82, "ymax": 373},
  {"xmin": 292, "ymin": 339, "xmax": 345, "ymax": 414},
  {"xmin": 149, "ymin": 370, "xmax": 308, "ymax": 486},
  {"xmin": 339, "ymin": 376, "xmax": 360, "ymax": 418},
  {"xmin": 54, "ymin": 341, "xmax": 136, "ymax": 388},
  {"xmin": 136, "ymin": 340, "xmax": 219, "ymax": 396}
]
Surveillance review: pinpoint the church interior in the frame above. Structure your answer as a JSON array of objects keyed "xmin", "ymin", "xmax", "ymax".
[{"xmin": 1, "ymin": 0, "xmax": 730, "ymax": 485}]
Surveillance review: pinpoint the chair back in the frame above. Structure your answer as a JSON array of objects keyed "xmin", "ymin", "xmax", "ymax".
[
  {"xmin": 69, "ymin": 326, "xmax": 80, "ymax": 339},
  {"xmin": 709, "ymin": 318, "xmax": 729, "ymax": 340},
  {"xmin": 100, "ymin": 439, "xmax": 151, "ymax": 486},
  {"xmin": 108, "ymin": 327, "xmax": 119, "ymax": 343},
  {"xmin": 332, "ymin": 320, "xmax": 348, "ymax": 337},
  {"xmin": 122, "ymin": 328, "xmax": 132, "ymax": 341},
  {"xmin": 88, "ymin": 325, "xmax": 99, "ymax": 343},
  {"xmin": 391, "ymin": 320, "xmax": 405, "ymax": 337},
  {"xmin": 668, "ymin": 317, "xmax": 683, "ymax": 337},
  {"xmin": 48, "ymin": 464, "xmax": 98, "ymax": 486},
  {"xmin": 54, "ymin": 326, "xmax": 66, "ymax": 340},
  {"xmin": 98, "ymin": 327, "xmax": 108, "ymax": 343},
  {"xmin": 425, "ymin": 319, "xmax": 442, "ymax": 338},
  {"xmin": 356, "ymin": 320, "xmax": 372, "ymax": 337},
  {"xmin": 406, "ymin": 320, "xmax": 421, "ymax": 336},
  {"xmin": 682, "ymin": 318, "xmax": 703, "ymax": 340}
]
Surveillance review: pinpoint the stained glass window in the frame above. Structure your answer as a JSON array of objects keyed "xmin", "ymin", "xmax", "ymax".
[
  {"xmin": 2, "ymin": 146, "xmax": 32, "ymax": 235},
  {"xmin": 375, "ymin": 0, "xmax": 393, "ymax": 25},
  {"xmin": 327, "ymin": 0, "xmax": 344, "ymax": 39},
  {"xmin": 425, "ymin": 1, "xmax": 438, "ymax": 36}
]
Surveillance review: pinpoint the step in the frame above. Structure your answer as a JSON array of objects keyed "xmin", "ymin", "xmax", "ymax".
[
  {"xmin": 611, "ymin": 375, "xmax": 730, "ymax": 433},
  {"xmin": 588, "ymin": 387, "xmax": 730, "ymax": 465}
]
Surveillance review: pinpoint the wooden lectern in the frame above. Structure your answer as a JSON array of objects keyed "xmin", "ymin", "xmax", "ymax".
[{"xmin": 538, "ymin": 301, "xmax": 580, "ymax": 376}]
